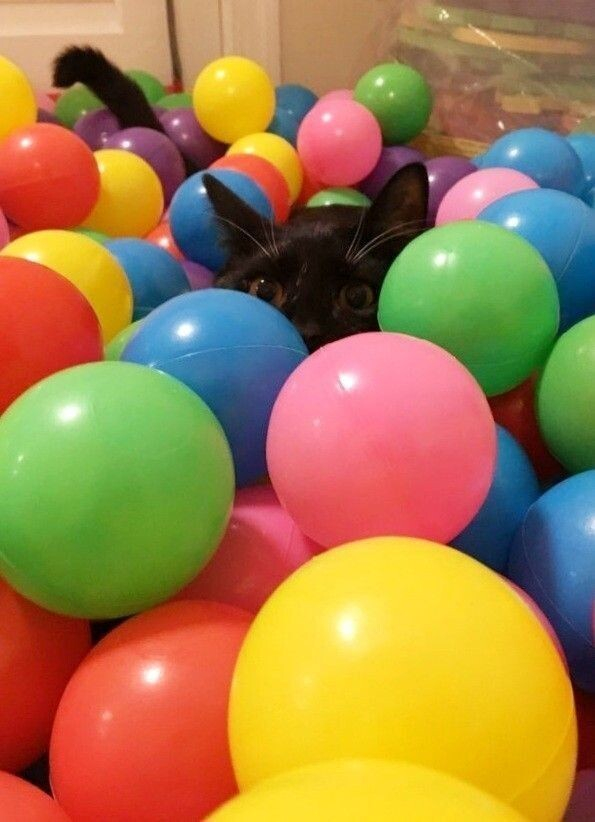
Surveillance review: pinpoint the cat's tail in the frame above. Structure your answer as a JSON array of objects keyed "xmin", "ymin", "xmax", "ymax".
[{"xmin": 53, "ymin": 45, "xmax": 164, "ymax": 132}]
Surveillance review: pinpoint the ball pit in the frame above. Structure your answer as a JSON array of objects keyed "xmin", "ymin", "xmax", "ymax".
[
  {"xmin": 159, "ymin": 107, "xmax": 226, "ymax": 168},
  {"xmin": 211, "ymin": 153, "xmax": 291, "ymax": 221},
  {"xmin": 227, "ymin": 132, "xmax": 303, "ymax": 202}
]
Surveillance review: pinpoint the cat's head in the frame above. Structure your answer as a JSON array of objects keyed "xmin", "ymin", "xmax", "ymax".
[{"xmin": 205, "ymin": 164, "xmax": 428, "ymax": 351}]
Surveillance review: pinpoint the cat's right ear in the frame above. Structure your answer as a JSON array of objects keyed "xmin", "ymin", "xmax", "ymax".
[{"xmin": 204, "ymin": 174, "xmax": 269, "ymax": 256}]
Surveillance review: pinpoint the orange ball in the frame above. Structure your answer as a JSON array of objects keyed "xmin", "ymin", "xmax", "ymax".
[
  {"xmin": 0, "ymin": 773, "xmax": 70, "ymax": 821},
  {"xmin": 146, "ymin": 220, "xmax": 184, "ymax": 260},
  {"xmin": 211, "ymin": 154, "xmax": 291, "ymax": 222}
]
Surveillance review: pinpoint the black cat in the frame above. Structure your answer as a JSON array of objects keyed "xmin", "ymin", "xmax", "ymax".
[{"xmin": 54, "ymin": 47, "xmax": 429, "ymax": 351}]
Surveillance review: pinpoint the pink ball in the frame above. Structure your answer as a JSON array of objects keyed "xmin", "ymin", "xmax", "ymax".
[
  {"xmin": 435, "ymin": 167, "xmax": 538, "ymax": 225},
  {"xmin": 174, "ymin": 485, "xmax": 320, "ymax": 613},
  {"xmin": 297, "ymin": 98, "xmax": 382, "ymax": 186},
  {"xmin": 266, "ymin": 332, "xmax": 496, "ymax": 548}
]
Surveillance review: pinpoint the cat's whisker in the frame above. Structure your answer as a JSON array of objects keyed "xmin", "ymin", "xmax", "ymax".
[
  {"xmin": 214, "ymin": 214, "xmax": 273, "ymax": 259},
  {"xmin": 351, "ymin": 219, "xmax": 426, "ymax": 263},
  {"xmin": 346, "ymin": 208, "xmax": 367, "ymax": 263}
]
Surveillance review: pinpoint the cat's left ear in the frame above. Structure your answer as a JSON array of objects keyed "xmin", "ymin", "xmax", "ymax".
[
  {"xmin": 360, "ymin": 163, "xmax": 429, "ymax": 263},
  {"xmin": 204, "ymin": 174, "xmax": 269, "ymax": 256}
]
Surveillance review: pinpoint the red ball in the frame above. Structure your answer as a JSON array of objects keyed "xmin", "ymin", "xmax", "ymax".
[
  {"xmin": 211, "ymin": 154, "xmax": 291, "ymax": 222},
  {"xmin": 296, "ymin": 167, "xmax": 324, "ymax": 206},
  {"xmin": 0, "ymin": 579, "xmax": 91, "ymax": 773},
  {"xmin": 50, "ymin": 601, "xmax": 252, "ymax": 821},
  {"xmin": 0, "ymin": 257, "xmax": 103, "ymax": 414},
  {"xmin": 0, "ymin": 124, "xmax": 100, "ymax": 230},
  {"xmin": 145, "ymin": 220, "xmax": 184, "ymax": 260},
  {"xmin": 0, "ymin": 772, "xmax": 71, "ymax": 821}
]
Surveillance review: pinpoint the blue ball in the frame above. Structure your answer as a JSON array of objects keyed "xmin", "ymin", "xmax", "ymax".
[
  {"xmin": 481, "ymin": 128, "xmax": 584, "ymax": 195},
  {"xmin": 169, "ymin": 169, "xmax": 274, "ymax": 271},
  {"xmin": 480, "ymin": 188, "xmax": 595, "ymax": 330},
  {"xmin": 122, "ymin": 289, "xmax": 308, "ymax": 486},
  {"xmin": 567, "ymin": 133, "xmax": 595, "ymax": 198},
  {"xmin": 275, "ymin": 84, "xmax": 318, "ymax": 121},
  {"xmin": 452, "ymin": 426, "xmax": 540, "ymax": 572},
  {"xmin": 105, "ymin": 239, "xmax": 190, "ymax": 321},
  {"xmin": 508, "ymin": 470, "xmax": 595, "ymax": 692},
  {"xmin": 268, "ymin": 106, "xmax": 301, "ymax": 146}
]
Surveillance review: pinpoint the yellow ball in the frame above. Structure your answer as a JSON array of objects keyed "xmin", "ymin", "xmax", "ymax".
[
  {"xmin": 193, "ymin": 56, "xmax": 275, "ymax": 144},
  {"xmin": 208, "ymin": 759, "xmax": 525, "ymax": 821},
  {"xmin": 81, "ymin": 149, "xmax": 164, "ymax": 238},
  {"xmin": 2, "ymin": 230, "xmax": 132, "ymax": 343},
  {"xmin": 227, "ymin": 133, "xmax": 303, "ymax": 202},
  {"xmin": 0, "ymin": 55, "xmax": 36, "ymax": 140},
  {"xmin": 229, "ymin": 538, "xmax": 576, "ymax": 822}
]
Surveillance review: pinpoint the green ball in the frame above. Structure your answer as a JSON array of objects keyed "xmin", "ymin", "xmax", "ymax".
[
  {"xmin": 158, "ymin": 92, "xmax": 193, "ymax": 110},
  {"xmin": 104, "ymin": 320, "xmax": 143, "ymax": 360},
  {"xmin": 55, "ymin": 85, "xmax": 103, "ymax": 129},
  {"xmin": 537, "ymin": 316, "xmax": 595, "ymax": 473},
  {"xmin": 0, "ymin": 362, "xmax": 234, "ymax": 619},
  {"xmin": 126, "ymin": 70, "xmax": 167, "ymax": 104},
  {"xmin": 307, "ymin": 187, "xmax": 371, "ymax": 208},
  {"xmin": 354, "ymin": 62, "xmax": 432, "ymax": 144},
  {"xmin": 378, "ymin": 221, "xmax": 559, "ymax": 396},
  {"xmin": 73, "ymin": 228, "xmax": 109, "ymax": 245}
]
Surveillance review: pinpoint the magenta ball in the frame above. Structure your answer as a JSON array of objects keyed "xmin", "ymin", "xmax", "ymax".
[
  {"xmin": 74, "ymin": 108, "xmax": 120, "ymax": 150},
  {"xmin": 104, "ymin": 126, "xmax": 186, "ymax": 204},
  {"xmin": 159, "ymin": 107, "xmax": 225, "ymax": 169},
  {"xmin": 425, "ymin": 155, "xmax": 476, "ymax": 225},
  {"xmin": 181, "ymin": 260, "xmax": 215, "ymax": 290},
  {"xmin": 297, "ymin": 98, "xmax": 382, "ymax": 186},
  {"xmin": 436, "ymin": 167, "xmax": 538, "ymax": 225},
  {"xmin": 173, "ymin": 485, "xmax": 319, "ymax": 612},
  {"xmin": 360, "ymin": 146, "xmax": 425, "ymax": 199},
  {"xmin": 266, "ymin": 332, "xmax": 496, "ymax": 548}
]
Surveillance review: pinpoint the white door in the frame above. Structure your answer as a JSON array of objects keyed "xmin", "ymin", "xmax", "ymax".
[{"xmin": 0, "ymin": 0, "xmax": 173, "ymax": 89}]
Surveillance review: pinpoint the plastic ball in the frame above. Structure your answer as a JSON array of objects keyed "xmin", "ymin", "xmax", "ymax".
[
  {"xmin": 0, "ymin": 123, "xmax": 100, "ymax": 230},
  {"xmin": 157, "ymin": 91, "xmax": 192, "ymax": 109},
  {"xmin": 0, "ymin": 256, "xmax": 102, "ymax": 413},
  {"xmin": 211, "ymin": 153, "xmax": 291, "ymax": 221},
  {"xmin": 74, "ymin": 108, "xmax": 119, "ymax": 150},
  {"xmin": 169, "ymin": 168, "xmax": 273, "ymax": 270},
  {"xmin": 0, "ymin": 206, "xmax": 9, "ymax": 249},
  {"xmin": 267, "ymin": 105, "xmax": 301, "ymax": 146},
  {"xmin": 537, "ymin": 316, "xmax": 595, "ymax": 473},
  {"xmin": 104, "ymin": 320, "xmax": 143, "ymax": 360},
  {"xmin": 359, "ymin": 145, "xmax": 424, "ymax": 199},
  {"xmin": 0, "ymin": 54, "xmax": 36, "ymax": 139},
  {"xmin": 209, "ymin": 760, "xmax": 526, "ymax": 822},
  {"xmin": 306, "ymin": 187, "xmax": 371, "ymax": 207},
  {"xmin": 181, "ymin": 260, "xmax": 215, "ymax": 290},
  {"xmin": 378, "ymin": 222, "xmax": 559, "ymax": 395},
  {"xmin": 275, "ymin": 83, "xmax": 318, "ymax": 122},
  {"xmin": 229, "ymin": 537, "xmax": 575, "ymax": 820},
  {"xmin": 54, "ymin": 85, "xmax": 102, "ymax": 129},
  {"xmin": 0, "ymin": 772, "xmax": 72, "ymax": 821},
  {"xmin": 105, "ymin": 238, "xmax": 190, "ymax": 320},
  {"xmin": 425, "ymin": 155, "xmax": 476, "ymax": 225},
  {"xmin": 507, "ymin": 581, "xmax": 567, "ymax": 669},
  {"xmin": 81, "ymin": 149, "xmax": 164, "ymax": 237},
  {"xmin": 175, "ymin": 485, "xmax": 319, "ymax": 613},
  {"xmin": 435, "ymin": 167, "xmax": 538, "ymax": 225},
  {"xmin": 73, "ymin": 227, "xmax": 108, "ymax": 244},
  {"xmin": 508, "ymin": 471, "xmax": 595, "ymax": 691},
  {"xmin": 228, "ymin": 132, "xmax": 303, "ymax": 202},
  {"xmin": 104, "ymin": 127, "xmax": 185, "ymax": 204},
  {"xmin": 354, "ymin": 62, "xmax": 432, "ymax": 144},
  {"xmin": 296, "ymin": 166, "xmax": 324, "ymax": 205},
  {"xmin": 0, "ymin": 362, "xmax": 234, "ymax": 618},
  {"xmin": 145, "ymin": 219, "xmax": 184, "ymax": 260},
  {"xmin": 480, "ymin": 188, "xmax": 595, "ymax": 330},
  {"xmin": 125, "ymin": 69, "xmax": 166, "ymax": 104},
  {"xmin": 50, "ymin": 601, "xmax": 251, "ymax": 821},
  {"xmin": 2, "ymin": 229, "xmax": 132, "ymax": 343},
  {"xmin": 37, "ymin": 107, "xmax": 59, "ymax": 124},
  {"xmin": 480, "ymin": 128, "xmax": 584, "ymax": 196},
  {"xmin": 193, "ymin": 56, "xmax": 275, "ymax": 144},
  {"xmin": 267, "ymin": 332, "xmax": 495, "ymax": 547},
  {"xmin": 297, "ymin": 99, "xmax": 382, "ymax": 187},
  {"xmin": 451, "ymin": 426, "xmax": 540, "ymax": 572},
  {"xmin": 159, "ymin": 107, "xmax": 225, "ymax": 168},
  {"xmin": 123, "ymin": 289, "xmax": 308, "ymax": 486},
  {"xmin": 567, "ymin": 133, "xmax": 595, "ymax": 197}
]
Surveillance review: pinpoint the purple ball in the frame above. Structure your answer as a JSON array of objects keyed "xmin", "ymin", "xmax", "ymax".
[
  {"xmin": 104, "ymin": 126, "xmax": 186, "ymax": 205},
  {"xmin": 181, "ymin": 260, "xmax": 215, "ymax": 291},
  {"xmin": 37, "ymin": 108, "xmax": 59, "ymax": 124},
  {"xmin": 424, "ymin": 156, "xmax": 476, "ymax": 225},
  {"xmin": 359, "ymin": 146, "xmax": 425, "ymax": 199},
  {"xmin": 159, "ymin": 107, "xmax": 225, "ymax": 169},
  {"xmin": 74, "ymin": 108, "xmax": 120, "ymax": 150}
]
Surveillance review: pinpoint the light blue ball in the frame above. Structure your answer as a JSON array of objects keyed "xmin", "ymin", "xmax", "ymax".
[
  {"xmin": 567, "ymin": 133, "xmax": 595, "ymax": 198},
  {"xmin": 508, "ymin": 470, "xmax": 595, "ymax": 692},
  {"xmin": 480, "ymin": 188, "xmax": 595, "ymax": 330},
  {"xmin": 452, "ymin": 426, "xmax": 540, "ymax": 572},
  {"xmin": 169, "ymin": 169, "xmax": 273, "ymax": 271},
  {"xmin": 122, "ymin": 289, "xmax": 308, "ymax": 486},
  {"xmin": 275, "ymin": 84, "xmax": 318, "ymax": 121},
  {"xmin": 105, "ymin": 238, "xmax": 190, "ymax": 321},
  {"xmin": 481, "ymin": 128, "xmax": 584, "ymax": 195},
  {"xmin": 268, "ymin": 106, "xmax": 301, "ymax": 146}
]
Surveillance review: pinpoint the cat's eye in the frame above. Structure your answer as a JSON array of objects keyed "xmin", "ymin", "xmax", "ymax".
[
  {"xmin": 248, "ymin": 276, "xmax": 285, "ymax": 307},
  {"xmin": 337, "ymin": 282, "xmax": 376, "ymax": 313}
]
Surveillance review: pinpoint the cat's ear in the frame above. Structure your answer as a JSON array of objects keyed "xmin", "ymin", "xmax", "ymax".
[
  {"xmin": 204, "ymin": 174, "xmax": 269, "ymax": 256},
  {"xmin": 360, "ymin": 163, "xmax": 428, "ymax": 262}
]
